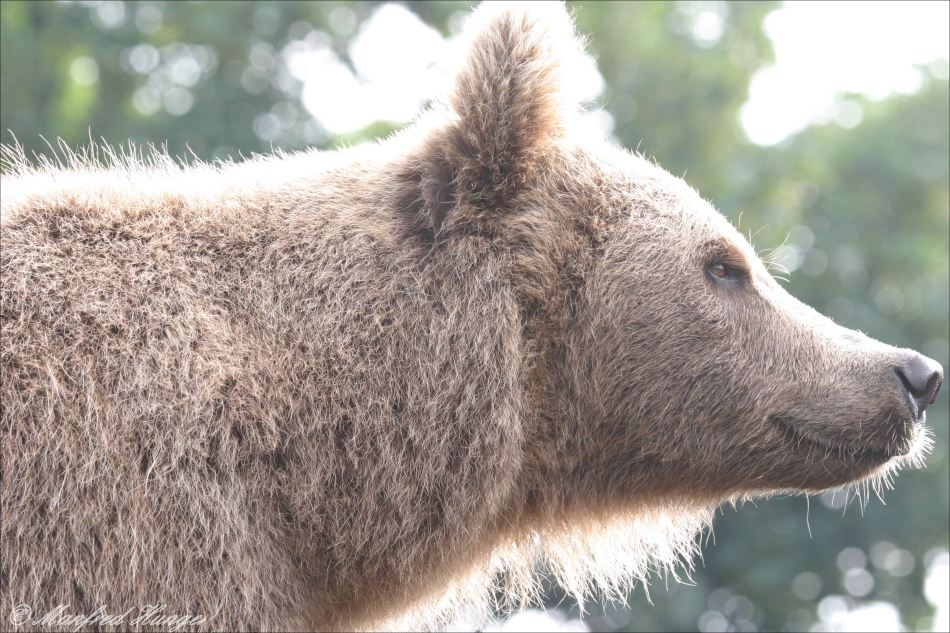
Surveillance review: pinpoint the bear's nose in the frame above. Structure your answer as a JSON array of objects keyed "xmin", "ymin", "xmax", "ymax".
[{"xmin": 894, "ymin": 355, "xmax": 943, "ymax": 419}]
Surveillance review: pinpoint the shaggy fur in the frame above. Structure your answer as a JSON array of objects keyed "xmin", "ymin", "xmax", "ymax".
[{"xmin": 0, "ymin": 2, "xmax": 941, "ymax": 631}]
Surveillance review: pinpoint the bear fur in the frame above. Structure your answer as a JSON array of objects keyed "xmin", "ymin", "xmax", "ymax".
[{"xmin": 0, "ymin": 2, "xmax": 939, "ymax": 631}]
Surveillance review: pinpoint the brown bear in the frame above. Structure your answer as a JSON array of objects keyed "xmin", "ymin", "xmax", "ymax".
[{"xmin": 0, "ymin": 2, "xmax": 943, "ymax": 631}]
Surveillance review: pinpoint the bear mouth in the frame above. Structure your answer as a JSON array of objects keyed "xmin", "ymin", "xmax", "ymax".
[{"xmin": 768, "ymin": 414, "xmax": 901, "ymax": 464}]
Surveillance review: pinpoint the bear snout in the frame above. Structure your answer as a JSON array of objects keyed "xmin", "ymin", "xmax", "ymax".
[{"xmin": 893, "ymin": 354, "xmax": 943, "ymax": 421}]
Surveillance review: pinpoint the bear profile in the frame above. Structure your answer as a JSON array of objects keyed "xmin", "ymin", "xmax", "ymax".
[{"xmin": 0, "ymin": 2, "xmax": 942, "ymax": 631}]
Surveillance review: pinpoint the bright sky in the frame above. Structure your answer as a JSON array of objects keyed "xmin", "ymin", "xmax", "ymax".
[
  {"xmin": 295, "ymin": 4, "xmax": 448, "ymax": 135},
  {"xmin": 741, "ymin": 1, "xmax": 950, "ymax": 145},
  {"xmin": 294, "ymin": 1, "xmax": 949, "ymax": 146}
]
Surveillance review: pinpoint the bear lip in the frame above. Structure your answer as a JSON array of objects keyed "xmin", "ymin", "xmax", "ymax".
[{"xmin": 767, "ymin": 414, "xmax": 903, "ymax": 463}]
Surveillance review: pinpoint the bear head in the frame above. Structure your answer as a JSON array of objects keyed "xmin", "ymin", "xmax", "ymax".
[{"xmin": 402, "ymin": 1, "xmax": 943, "ymax": 517}]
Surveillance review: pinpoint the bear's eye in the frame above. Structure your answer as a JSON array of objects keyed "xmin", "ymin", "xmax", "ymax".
[{"xmin": 706, "ymin": 260, "xmax": 746, "ymax": 283}]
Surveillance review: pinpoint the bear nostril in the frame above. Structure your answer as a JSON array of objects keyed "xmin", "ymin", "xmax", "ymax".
[{"xmin": 894, "ymin": 355, "xmax": 944, "ymax": 418}]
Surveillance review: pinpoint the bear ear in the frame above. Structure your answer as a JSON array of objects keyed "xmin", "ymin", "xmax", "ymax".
[{"xmin": 408, "ymin": 1, "xmax": 588, "ymax": 233}]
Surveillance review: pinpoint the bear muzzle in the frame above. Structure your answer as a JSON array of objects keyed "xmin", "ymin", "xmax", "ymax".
[{"xmin": 893, "ymin": 353, "xmax": 943, "ymax": 421}]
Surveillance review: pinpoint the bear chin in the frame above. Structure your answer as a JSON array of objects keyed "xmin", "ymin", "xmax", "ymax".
[{"xmin": 765, "ymin": 413, "xmax": 931, "ymax": 490}]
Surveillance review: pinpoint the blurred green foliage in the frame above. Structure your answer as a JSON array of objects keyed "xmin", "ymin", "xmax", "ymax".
[{"xmin": 1, "ymin": 1, "xmax": 947, "ymax": 631}]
